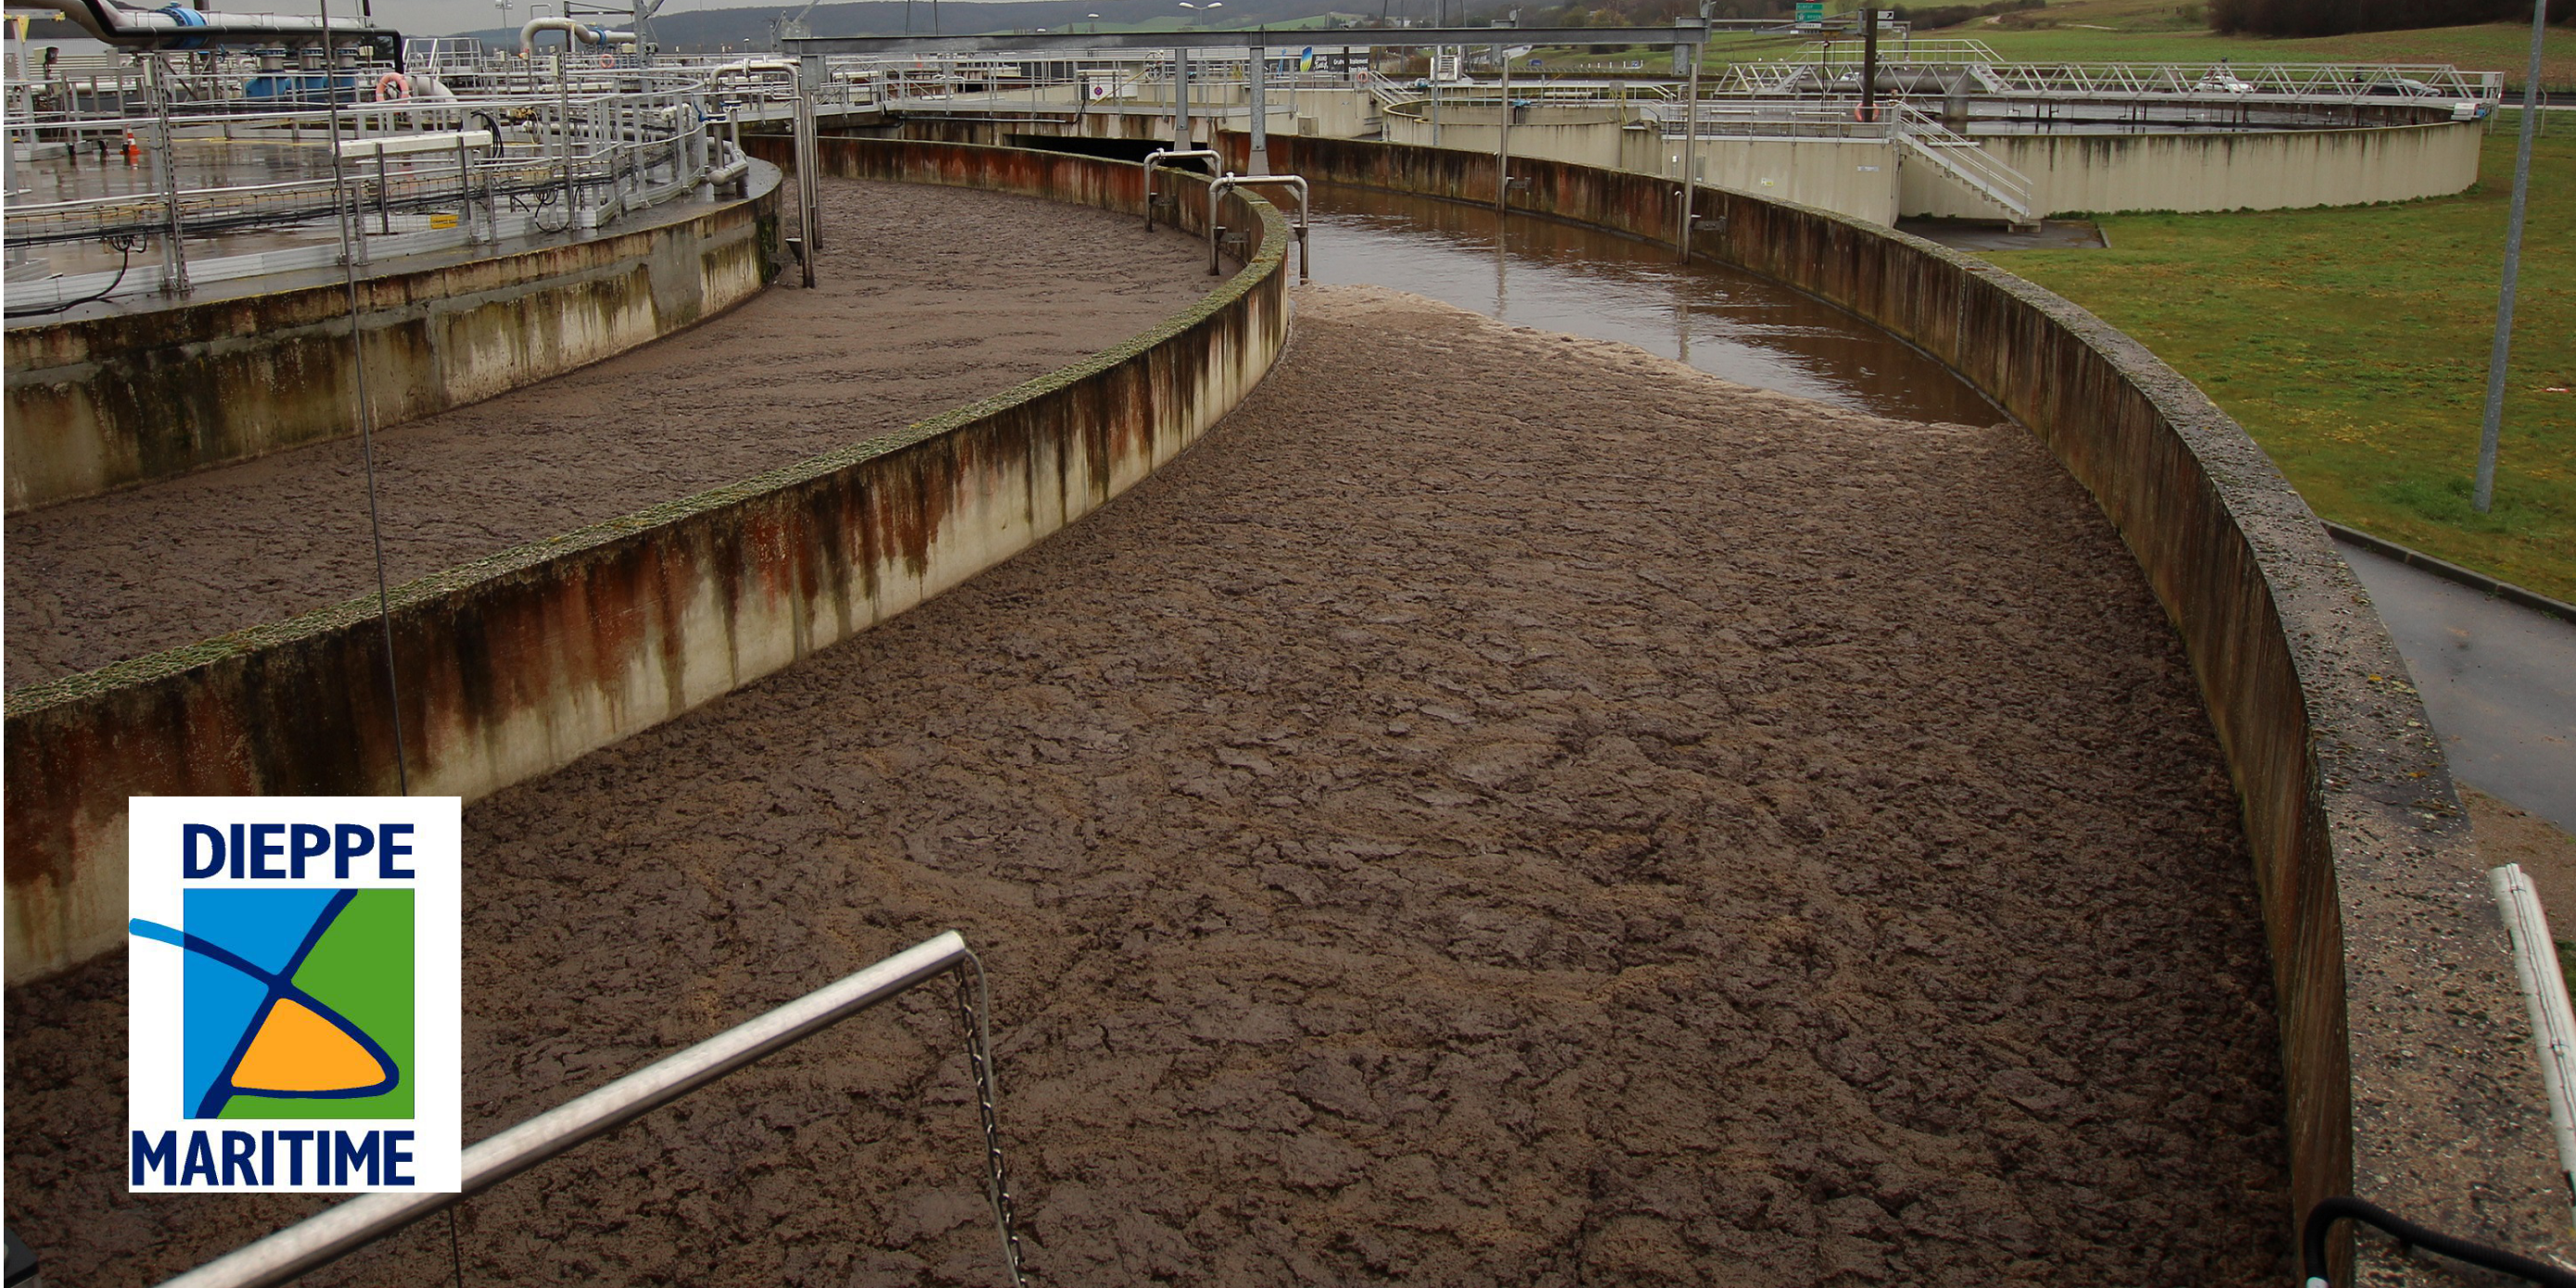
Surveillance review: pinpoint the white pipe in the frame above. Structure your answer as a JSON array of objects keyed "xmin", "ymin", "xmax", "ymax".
[
  {"xmin": 711, "ymin": 57, "xmax": 798, "ymax": 79},
  {"xmin": 150, "ymin": 933, "xmax": 975, "ymax": 1288},
  {"xmin": 22, "ymin": 0, "xmax": 374, "ymax": 46},
  {"xmin": 517, "ymin": 17, "xmax": 633, "ymax": 56},
  {"xmin": 2490, "ymin": 862, "xmax": 2576, "ymax": 1233}
]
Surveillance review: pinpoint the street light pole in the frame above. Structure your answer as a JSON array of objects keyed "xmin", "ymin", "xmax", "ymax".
[
  {"xmin": 2474, "ymin": 0, "xmax": 2547, "ymax": 515},
  {"xmin": 1248, "ymin": 33, "xmax": 1269, "ymax": 173},
  {"xmin": 1677, "ymin": 16, "xmax": 1701, "ymax": 262},
  {"xmin": 1495, "ymin": 37, "xmax": 1509, "ymax": 212}
]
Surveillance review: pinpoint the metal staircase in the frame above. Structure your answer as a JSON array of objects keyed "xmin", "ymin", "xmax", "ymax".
[{"xmin": 1890, "ymin": 103, "xmax": 2034, "ymax": 226}]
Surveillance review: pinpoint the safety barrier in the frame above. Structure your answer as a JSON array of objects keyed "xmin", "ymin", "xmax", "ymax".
[
  {"xmin": 3, "ymin": 139, "xmax": 1289, "ymax": 983},
  {"xmin": 1233, "ymin": 129, "xmax": 2572, "ymax": 1281},
  {"xmin": 149, "ymin": 932, "xmax": 1025, "ymax": 1288},
  {"xmin": 5, "ymin": 165, "xmax": 782, "ymax": 513}
]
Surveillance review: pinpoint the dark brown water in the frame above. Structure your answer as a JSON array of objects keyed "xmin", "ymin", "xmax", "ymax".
[{"xmin": 1306, "ymin": 183, "xmax": 2002, "ymax": 426}]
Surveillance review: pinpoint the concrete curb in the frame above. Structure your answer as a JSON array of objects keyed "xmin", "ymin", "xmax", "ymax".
[{"xmin": 2327, "ymin": 522, "xmax": 2576, "ymax": 627}]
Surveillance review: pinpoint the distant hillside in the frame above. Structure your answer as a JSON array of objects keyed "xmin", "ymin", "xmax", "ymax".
[
  {"xmin": 2209, "ymin": 0, "xmax": 2570, "ymax": 35},
  {"xmin": 450, "ymin": 0, "xmax": 1409, "ymax": 50}
]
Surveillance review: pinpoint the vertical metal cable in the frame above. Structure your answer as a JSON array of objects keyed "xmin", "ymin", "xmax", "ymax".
[
  {"xmin": 446, "ymin": 1206, "xmax": 465, "ymax": 1286},
  {"xmin": 319, "ymin": 0, "xmax": 410, "ymax": 796},
  {"xmin": 954, "ymin": 950, "xmax": 1027, "ymax": 1288}
]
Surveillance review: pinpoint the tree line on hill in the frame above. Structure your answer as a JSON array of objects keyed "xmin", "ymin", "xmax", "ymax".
[{"xmin": 2208, "ymin": 0, "xmax": 2569, "ymax": 34}]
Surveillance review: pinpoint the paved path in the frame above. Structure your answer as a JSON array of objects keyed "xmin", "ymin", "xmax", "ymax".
[{"xmin": 2344, "ymin": 545, "xmax": 2576, "ymax": 834}]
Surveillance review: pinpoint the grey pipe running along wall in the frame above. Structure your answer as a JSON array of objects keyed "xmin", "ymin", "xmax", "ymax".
[
  {"xmin": 2, "ymin": 141, "xmax": 1289, "ymax": 982},
  {"xmin": 1230, "ymin": 131, "xmax": 2570, "ymax": 1280},
  {"xmin": 5, "ymin": 175, "xmax": 781, "ymax": 515}
]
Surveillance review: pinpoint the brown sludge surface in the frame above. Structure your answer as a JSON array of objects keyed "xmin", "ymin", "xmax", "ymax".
[
  {"xmin": 1, "ymin": 177, "xmax": 1213, "ymax": 688},
  {"xmin": 5, "ymin": 287, "xmax": 2289, "ymax": 1286}
]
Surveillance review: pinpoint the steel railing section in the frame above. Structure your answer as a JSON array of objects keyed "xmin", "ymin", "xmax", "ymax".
[
  {"xmin": 7, "ymin": 147, "xmax": 596, "ymax": 246},
  {"xmin": 1702, "ymin": 57, "xmax": 2503, "ymax": 106},
  {"xmin": 1797, "ymin": 37, "xmax": 2005, "ymax": 66},
  {"xmin": 1647, "ymin": 99, "xmax": 1898, "ymax": 139},
  {"xmin": 11, "ymin": 201, "xmax": 565, "ymax": 307},
  {"xmin": 1644, "ymin": 98, "xmax": 2030, "ymax": 218},
  {"xmin": 6, "ymin": 134, "xmax": 699, "ymax": 245},
  {"xmin": 1360, "ymin": 70, "xmax": 1413, "ymax": 109},
  {"xmin": 5, "ymin": 75, "xmax": 742, "ymax": 306},
  {"xmin": 149, "ymin": 932, "xmax": 1025, "ymax": 1288},
  {"xmin": 1889, "ymin": 101, "xmax": 2031, "ymax": 219}
]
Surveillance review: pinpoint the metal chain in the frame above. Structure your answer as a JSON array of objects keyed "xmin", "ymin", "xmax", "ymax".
[{"xmin": 953, "ymin": 952, "xmax": 1028, "ymax": 1288}]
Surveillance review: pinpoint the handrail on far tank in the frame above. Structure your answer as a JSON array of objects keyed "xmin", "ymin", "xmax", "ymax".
[
  {"xmin": 1209, "ymin": 172, "xmax": 1308, "ymax": 282},
  {"xmin": 1141, "ymin": 147, "xmax": 1221, "ymax": 233},
  {"xmin": 149, "ymin": 932, "xmax": 982, "ymax": 1288}
]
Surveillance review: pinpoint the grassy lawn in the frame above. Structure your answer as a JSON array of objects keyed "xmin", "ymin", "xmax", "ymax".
[{"xmin": 1975, "ymin": 111, "xmax": 2574, "ymax": 602}]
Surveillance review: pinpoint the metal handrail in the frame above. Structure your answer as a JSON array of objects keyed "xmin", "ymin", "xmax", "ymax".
[
  {"xmin": 1208, "ymin": 172, "xmax": 1306, "ymax": 280},
  {"xmin": 1141, "ymin": 146, "xmax": 1220, "ymax": 233},
  {"xmin": 1702, "ymin": 55, "xmax": 2503, "ymax": 106},
  {"xmin": 152, "ymin": 932, "xmax": 988, "ymax": 1288},
  {"xmin": 2492, "ymin": 863, "xmax": 2576, "ymax": 1233},
  {"xmin": 1891, "ymin": 101, "xmax": 2031, "ymax": 218}
]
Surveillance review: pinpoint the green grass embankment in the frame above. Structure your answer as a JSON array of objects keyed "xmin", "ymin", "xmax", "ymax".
[{"xmin": 1977, "ymin": 112, "xmax": 2573, "ymax": 602}]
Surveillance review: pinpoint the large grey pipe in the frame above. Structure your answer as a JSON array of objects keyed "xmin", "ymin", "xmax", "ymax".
[
  {"xmin": 518, "ymin": 16, "xmax": 635, "ymax": 54},
  {"xmin": 22, "ymin": 0, "xmax": 382, "ymax": 48}
]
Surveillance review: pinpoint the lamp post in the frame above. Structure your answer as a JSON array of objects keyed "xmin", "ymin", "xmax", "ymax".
[
  {"xmin": 1174, "ymin": 6, "xmax": 1193, "ymax": 150},
  {"xmin": 2475, "ymin": 0, "xmax": 2548, "ymax": 514}
]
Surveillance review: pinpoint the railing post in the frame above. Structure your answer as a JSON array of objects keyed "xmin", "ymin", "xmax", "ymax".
[
  {"xmin": 147, "ymin": 53, "xmax": 190, "ymax": 297},
  {"xmin": 1247, "ymin": 36, "xmax": 1269, "ymax": 175},
  {"xmin": 1677, "ymin": 19, "xmax": 1701, "ymax": 263}
]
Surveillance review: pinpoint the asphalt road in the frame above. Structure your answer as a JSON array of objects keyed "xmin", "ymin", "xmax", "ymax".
[{"xmin": 2345, "ymin": 545, "xmax": 2576, "ymax": 835}]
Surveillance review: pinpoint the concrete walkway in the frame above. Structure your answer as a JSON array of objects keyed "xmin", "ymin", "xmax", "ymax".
[{"xmin": 2345, "ymin": 545, "xmax": 2576, "ymax": 834}]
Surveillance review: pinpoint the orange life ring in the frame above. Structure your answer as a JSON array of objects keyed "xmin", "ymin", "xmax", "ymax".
[{"xmin": 373, "ymin": 71, "xmax": 408, "ymax": 101}]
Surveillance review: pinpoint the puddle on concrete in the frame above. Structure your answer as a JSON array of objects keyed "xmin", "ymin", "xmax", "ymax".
[
  {"xmin": 1900, "ymin": 217, "xmax": 2110, "ymax": 252},
  {"xmin": 1303, "ymin": 182, "xmax": 2002, "ymax": 426}
]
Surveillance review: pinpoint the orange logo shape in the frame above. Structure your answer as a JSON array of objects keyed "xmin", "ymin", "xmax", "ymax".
[{"xmin": 231, "ymin": 998, "xmax": 389, "ymax": 1094}]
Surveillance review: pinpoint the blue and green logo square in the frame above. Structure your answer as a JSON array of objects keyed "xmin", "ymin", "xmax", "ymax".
[{"xmin": 133, "ymin": 888, "xmax": 414, "ymax": 1120}]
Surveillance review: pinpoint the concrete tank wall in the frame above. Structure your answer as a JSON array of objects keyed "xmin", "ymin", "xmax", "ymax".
[
  {"xmin": 1242, "ymin": 129, "xmax": 2569, "ymax": 1282},
  {"xmin": 1382, "ymin": 103, "xmax": 1633, "ymax": 172},
  {"xmin": 1623, "ymin": 133, "xmax": 1902, "ymax": 226},
  {"xmin": 3, "ymin": 141, "xmax": 1290, "ymax": 984},
  {"xmin": 1377, "ymin": 103, "xmax": 1902, "ymax": 225},
  {"xmin": 4, "ymin": 173, "xmax": 784, "ymax": 515},
  {"xmin": 1901, "ymin": 119, "xmax": 2483, "ymax": 217}
]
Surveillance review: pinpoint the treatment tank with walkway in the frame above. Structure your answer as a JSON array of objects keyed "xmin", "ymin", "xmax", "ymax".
[{"xmin": 0, "ymin": 135, "xmax": 2562, "ymax": 1287}]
